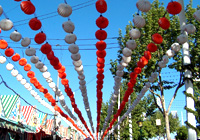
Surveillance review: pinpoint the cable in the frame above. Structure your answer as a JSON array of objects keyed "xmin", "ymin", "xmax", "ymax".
[{"xmin": 0, "ymin": 75, "xmax": 54, "ymax": 116}]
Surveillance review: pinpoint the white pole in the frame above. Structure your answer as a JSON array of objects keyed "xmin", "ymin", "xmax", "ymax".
[
  {"xmin": 117, "ymin": 90, "xmax": 120, "ymax": 140},
  {"xmin": 70, "ymin": 92, "xmax": 75, "ymax": 140},
  {"xmin": 181, "ymin": 111, "xmax": 184, "ymax": 126},
  {"xmin": 178, "ymin": 0, "xmax": 197, "ymax": 139},
  {"xmin": 128, "ymin": 97, "xmax": 132, "ymax": 140}
]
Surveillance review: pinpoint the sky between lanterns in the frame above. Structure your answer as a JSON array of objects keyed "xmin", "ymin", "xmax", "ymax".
[{"xmin": 0, "ymin": 0, "xmax": 199, "ymax": 137}]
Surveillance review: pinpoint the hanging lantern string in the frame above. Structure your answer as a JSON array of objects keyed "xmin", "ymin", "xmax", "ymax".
[
  {"xmin": 0, "ymin": 74, "xmax": 54, "ymax": 116},
  {"xmin": 13, "ymin": 1, "xmax": 95, "ymax": 24}
]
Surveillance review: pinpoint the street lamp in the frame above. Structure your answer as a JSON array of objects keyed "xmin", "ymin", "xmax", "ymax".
[{"xmin": 137, "ymin": 120, "xmax": 143, "ymax": 140}]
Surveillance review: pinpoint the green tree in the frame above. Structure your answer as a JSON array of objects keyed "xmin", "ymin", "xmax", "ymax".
[
  {"xmin": 110, "ymin": 0, "xmax": 200, "ymax": 139},
  {"xmin": 175, "ymin": 126, "xmax": 188, "ymax": 140}
]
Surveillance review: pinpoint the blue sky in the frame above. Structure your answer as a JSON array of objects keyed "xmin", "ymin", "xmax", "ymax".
[{"xmin": 0, "ymin": 0, "xmax": 199, "ymax": 138}]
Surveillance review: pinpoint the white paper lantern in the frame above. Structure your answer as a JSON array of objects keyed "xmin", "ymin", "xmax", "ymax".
[
  {"xmin": 6, "ymin": 63, "xmax": 14, "ymax": 71},
  {"xmin": 43, "ymin": 71, "xmax": 51, "ymax": 79},
  {"xmin": 0, "ymin": 56, "xmax": 6, "ymax": 64},
  {"xmin": 171, "ymin": 43, "xmax": 181, "ymax": 52},
  {"xmin": 31, "ymin": 56, "xmax": 39, "ymax": 64},
  {"xmin": 79, "ymin": 80, "xmax": 86, "ymax": 85},
  {"xmin": 71, "ymin": 53, "xmax": 81, "ymax": 61},
  {"xmin": 11, "ymin": 69, "xmax": 18, "ymax": 77},
  {"xmin": 35, "ymin": 61, "xmax": 44, "ymax": 69},
  {"xmin": 133, "ymin": 15, "xmax": 146, "ymax": 28},
  {"xmin": 60, "ymin": 99, "xmax": 65, "ymax": 106},
  {"xmin": 116, "ymin": 70, "xmax": 124, "ymax": 77},
  {"xmin": 73, "ymin": 60, "xmax": 82, "ymax": 67},
  {"xmin": 78, "ymin": 75, "xmax": 85, "ymax": 80},
  {"xmin": 126, "ymin": 40, "xmax": 137, "ymax": 50},
  {"xmin": 16, "ymin": 74, "xmax": 23, "ymax": 81},
  {"xmin": 27, "ymin": 86, "xmax": 32, "ymax": 91},
  {"xmin": 24, "ymin": 83, "xmax": 30, "ymax": 89},
  {"xmin": 136, "ymin": 0, "xmax": 151, "ymax": 12},
  {"xmin": 30, "ymin": 90, "xmax": 35, "ymax": 96},
  {"xmin": 39, "ymin": 65, "xmax": 48, "ymax": 72},
  {"xmin": 158, "ymin": 61, "xmax": 166, "ymax": 68},
  {"xmin": 25, "ymin": 47, "xmax": 36, "ymax": 56},
  {"xmin": 114, "ymin": 76, "xmax": 121, "ymax": 82},
  {"xmin": 0, "ymin": 19, "xmax": 13, "ymax": 31},
  {"xmin": 46, "ymin": 77, "xmax": 53, "ymax": 83},
  {"xmin": 162, "ymin": 55, "xmax": 169, "ymax": 64},
  {"xmin": 145, "ymin": 82, "xmax": 151, "ymax": 88},
  {"xmin": 0, "ymin": 5, "xmax": 3, "ymax": 16},
  {"xmin": 120, "ymin": 60, "xmax": 128, "ymax": 67},
  {"xmin": 65, "ymin": 33, "xmax": 77, "ymax": 44},
  {"xmin": 20, "ymin": 79, "xmax": 27, "ymax": 85},
  {"xmin": 193, "ymin": 10, "xmax": 200, "ymax": 22},
  {"xmin": 62, "ymin": 20, "xmax": 75, "ymax": 33},
  {"xmin": 75, "ymin": 65, "xmax": 83, "ymax": 72},
  {"xmin": 185, "ymin": 24, "xmax": 196, "ymax": 34},
  {"xmin": 148, "ymin": 76, "xmax": 154, "ymax": 83},
  {"xmin": 151, "ymin": 72, "xmax": 158, "ymax": 79},
  {"xmin": 122, "ymin": 56, "xmax": 131, "ymax": 63},
  {"xmin": 55, "ymin": 90, "xmax": 62, "ymax": 96},
  {"xmin": 21, "ymin": 37, "xmax": 31, "ymax": 47},
  {"xmin": 77, "ymin": 70, "xmax": 84, "ymax": 75},
  {"xmin": 117, "ymin": 64, "xmax": 124, "ymax": 71},
  {"xmin": 177, "ymin": 34, "xmax": 188, "ymax": 44},
  {"xmin": 49, "ymin": 82, "xmax": 56, "ymax": 88},
  {"xmin": 122, "ymin": 48, "xmax": 132, "ymax": 57},
  {"xmin": 57, "ymin": 3, "xmax": 72, "ymax": 17},
  {"xmin": 59, "ymin": 95, "xmax": 64, "ymax": 101},
  {"xmin": 129, "ymin": 28, "xmax": 141, "ymax": 39},
  {"xmin": 10, "ymin": 31, "xmax": 22, "ymax": 42},
  {"xmin": 68, "ymin": 44, "xmax": 79, "ymax": 54},
  {"xmin": 166, "ymin": 49, "xmax": 175, "ymax": 58}
]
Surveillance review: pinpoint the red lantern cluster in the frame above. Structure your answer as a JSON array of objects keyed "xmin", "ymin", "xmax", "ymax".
[{"xmin": 95, "ymin": 0, "xmax": 109, "ymax": 138}]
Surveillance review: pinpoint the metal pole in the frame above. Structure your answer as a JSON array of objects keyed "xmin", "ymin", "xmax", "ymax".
[
  {"xmin": 128, "ymin": 97, "xmax": 132, "ymax": 140},
  {"xmin": 178, "ymin": 0, "xmax": 197, "ymax": 139},
  {"xmin": 117, "ymin": 90, "xmax": 120, "ymax": 140},
  {"xmin": 70, "ymin": 92, "xmax": 75, "ymax": 140},
  {"xmin": 54, "ymin": 74, "xmax": 59, "ymax": 140}
]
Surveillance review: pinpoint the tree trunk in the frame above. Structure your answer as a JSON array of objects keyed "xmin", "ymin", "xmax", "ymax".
[{"xmin": 164, "ymin": 111, "xmax": 171, "ymax": 140}]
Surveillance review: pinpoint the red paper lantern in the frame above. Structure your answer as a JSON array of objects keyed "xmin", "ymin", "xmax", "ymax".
[
  {"xmin": 139, "ymin": 56, "xmax": 148, "ymax": 65},
  {"xmin": 47, "ymin": 51, "xmax": 54, "ymax": 60},
  {"xmin": 95, "ymin": 30, "xmax": 107, "ymax": 40},
  {"xmin": 96, "ymin": 16, "xmax": 109, "ymax": 29},
  {"xmin": 19, "ymin": 58, "xmax": 27, "ymax": 66},
  {"xmin": 152, "ymin": 33, "xmax": 163, "ymax": 44},
  {"xmin": 166, "ymin": 1, "xmax": 182, "ymax": 15},
  {"xmin": 50, "ymin": 57, "xmax": 59, "ymax": 66},
  {"xmin": 41, "ymin": 43, "xmax": 52, "ymax": 54},
  {"xmin": 27, "ymin": 71, "xmax": 35, "ymax": 78},
  {"xmin": 97, "ymin": 79, "xmax": 103, "ymax": 85},
  {"xmin": 24, "ymin": 64, "xmax": 31, "ymax": 71},
  {"xmin": 144, "ymin": 51, "xmax": 151, "ymax": 60},
  {"xmin": 130, "ymin": 78, "xmax": 136, "ymax": 85},
  {"xmin": 127, "ymin": 82, "xmax": 134, "ymax": 88},
  {"xmin": 61, "ymin": 79, "xmax": 69, "ymax": 85},
  {"xmin": 137, "ymin": 61, "xmax": 145, "ymax": 68},
  {"xmin": 44, "ymin": 93, "xmax": 50, "ymax": 98},
  {"xmin": 43, "ymin": 89, "xmax": 48, "ymax": 94},
  {"xmin": 158, "ymin": 17, "xmax": 170, "ymax": 30},
  {"xmin": 97, "ymin": 84, "xmax": 103, "ymax": 90},
  {"xmin": 39, "ymin": 87, "xmax": 44, "ymax": 92},
  {"xmin": 34, "ymin": 32, "xmax": 46, "ymax": 44},
  {"xmin": 97, "ymin": 68, "xmax": 104, "ymax": 74},
  {"xmin": 14, "ymin": 0, "xmax": 22, "ymax": 1},
  {"xmin": 5, "ymin": 48, "xmax": 14, "ymax": 57},
  {"xmin": 59, "ymin": 72, "xmax": 67, "ymax": 79},
  {"xmin": 147, "ymin": 43, "xmax": 157, "ymax": 52},
  {"xmin": 58, "ymin": 66, "xmax": 66, "ymax": 73},
  {"xmin": 97, "ymin": 73, "xmax": 104, "ymax": 80},
  {"xmin": 97, "ymin": 57, "xmax": 105, "ymax": 64},
  {"xmin": 12, "ymin": 53, "xmax": 20, "ymax": 62},
  {"xmin": 53, "ymin": 62, "xmax": 62, "ymax": 70},
  {"xmin": 96, "ymin": 50, "xmax": 106, "ymax": 58},
  {"xmin": 20, "ymin": 1, "xmax": 35, "ymax": 15},
  {"xmin": 96, "ymin": 0, "xmax": 107, "ymax": 13},
  {"xmin": 96, "ymin": 40, "xmax": 107, "ymax": 50},
  {"xmin": 29, "ymin": 18, "xmax": 42, "ymax": 30},
  {"xmin": 134, "ymin": 67, "xmax": 142, "ymax": 74},
  {"xmin": 30, "ymin": 77, "xmax": 37, "ymax": 84},
  {"xmin": 130, "ymin": 72, "xmax": 137, "ymax": 79},
  {"xmin": 97, "ymin": 63, "xmax": 105, "ymax": 69},
  {"xmin": 0, "ymin": 39, "xmax": 8, "ymax": 49}
]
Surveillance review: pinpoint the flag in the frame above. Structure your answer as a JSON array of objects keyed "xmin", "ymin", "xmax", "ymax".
[
  {"xmin": 21, "ymin": 106, "xmax": 35, "ymax": 124},
  {"xmin": 9, "ymin": 98, "xmax": 20, "ymax": 121},
  {"xmin": 45, "ymin": 119, "xmax": 54, "ymax": 134},
  {"xmin": 0, "ymin": 97, "xmax": 4, "ymax": 117},
  {"xmin": 0, "ymin": 95, "xmax": 19, "ymax": 118}
]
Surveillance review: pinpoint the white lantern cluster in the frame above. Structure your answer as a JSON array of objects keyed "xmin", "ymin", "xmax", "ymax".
[
  {"xmin": 136, "ymin": 0, "xmax": 151, "ymax": 13},
  {"xmin": 133, "ymin": 15, "xmax": 146, "ymax": 28},
  {"xmin": 102, "ymin": 43, "xmax": 137, "ymax": 133},
  {"xmin": 57, "ymin": 3, "xmax": 72, "ymax": 17}
]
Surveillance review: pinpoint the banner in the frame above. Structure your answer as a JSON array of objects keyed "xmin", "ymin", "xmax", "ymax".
[
  {"xmin": 0, "ymin": 95, "xmax": 19, "ymax": 118},
  {"xmin": 21, "ymin": 106, "xmax": 35, "ymax": 124}
]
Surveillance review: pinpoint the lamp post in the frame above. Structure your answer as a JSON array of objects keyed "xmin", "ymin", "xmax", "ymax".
[{"xmin": 137, "ymin": 120, "xmax": 143, "ymax": 140}]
